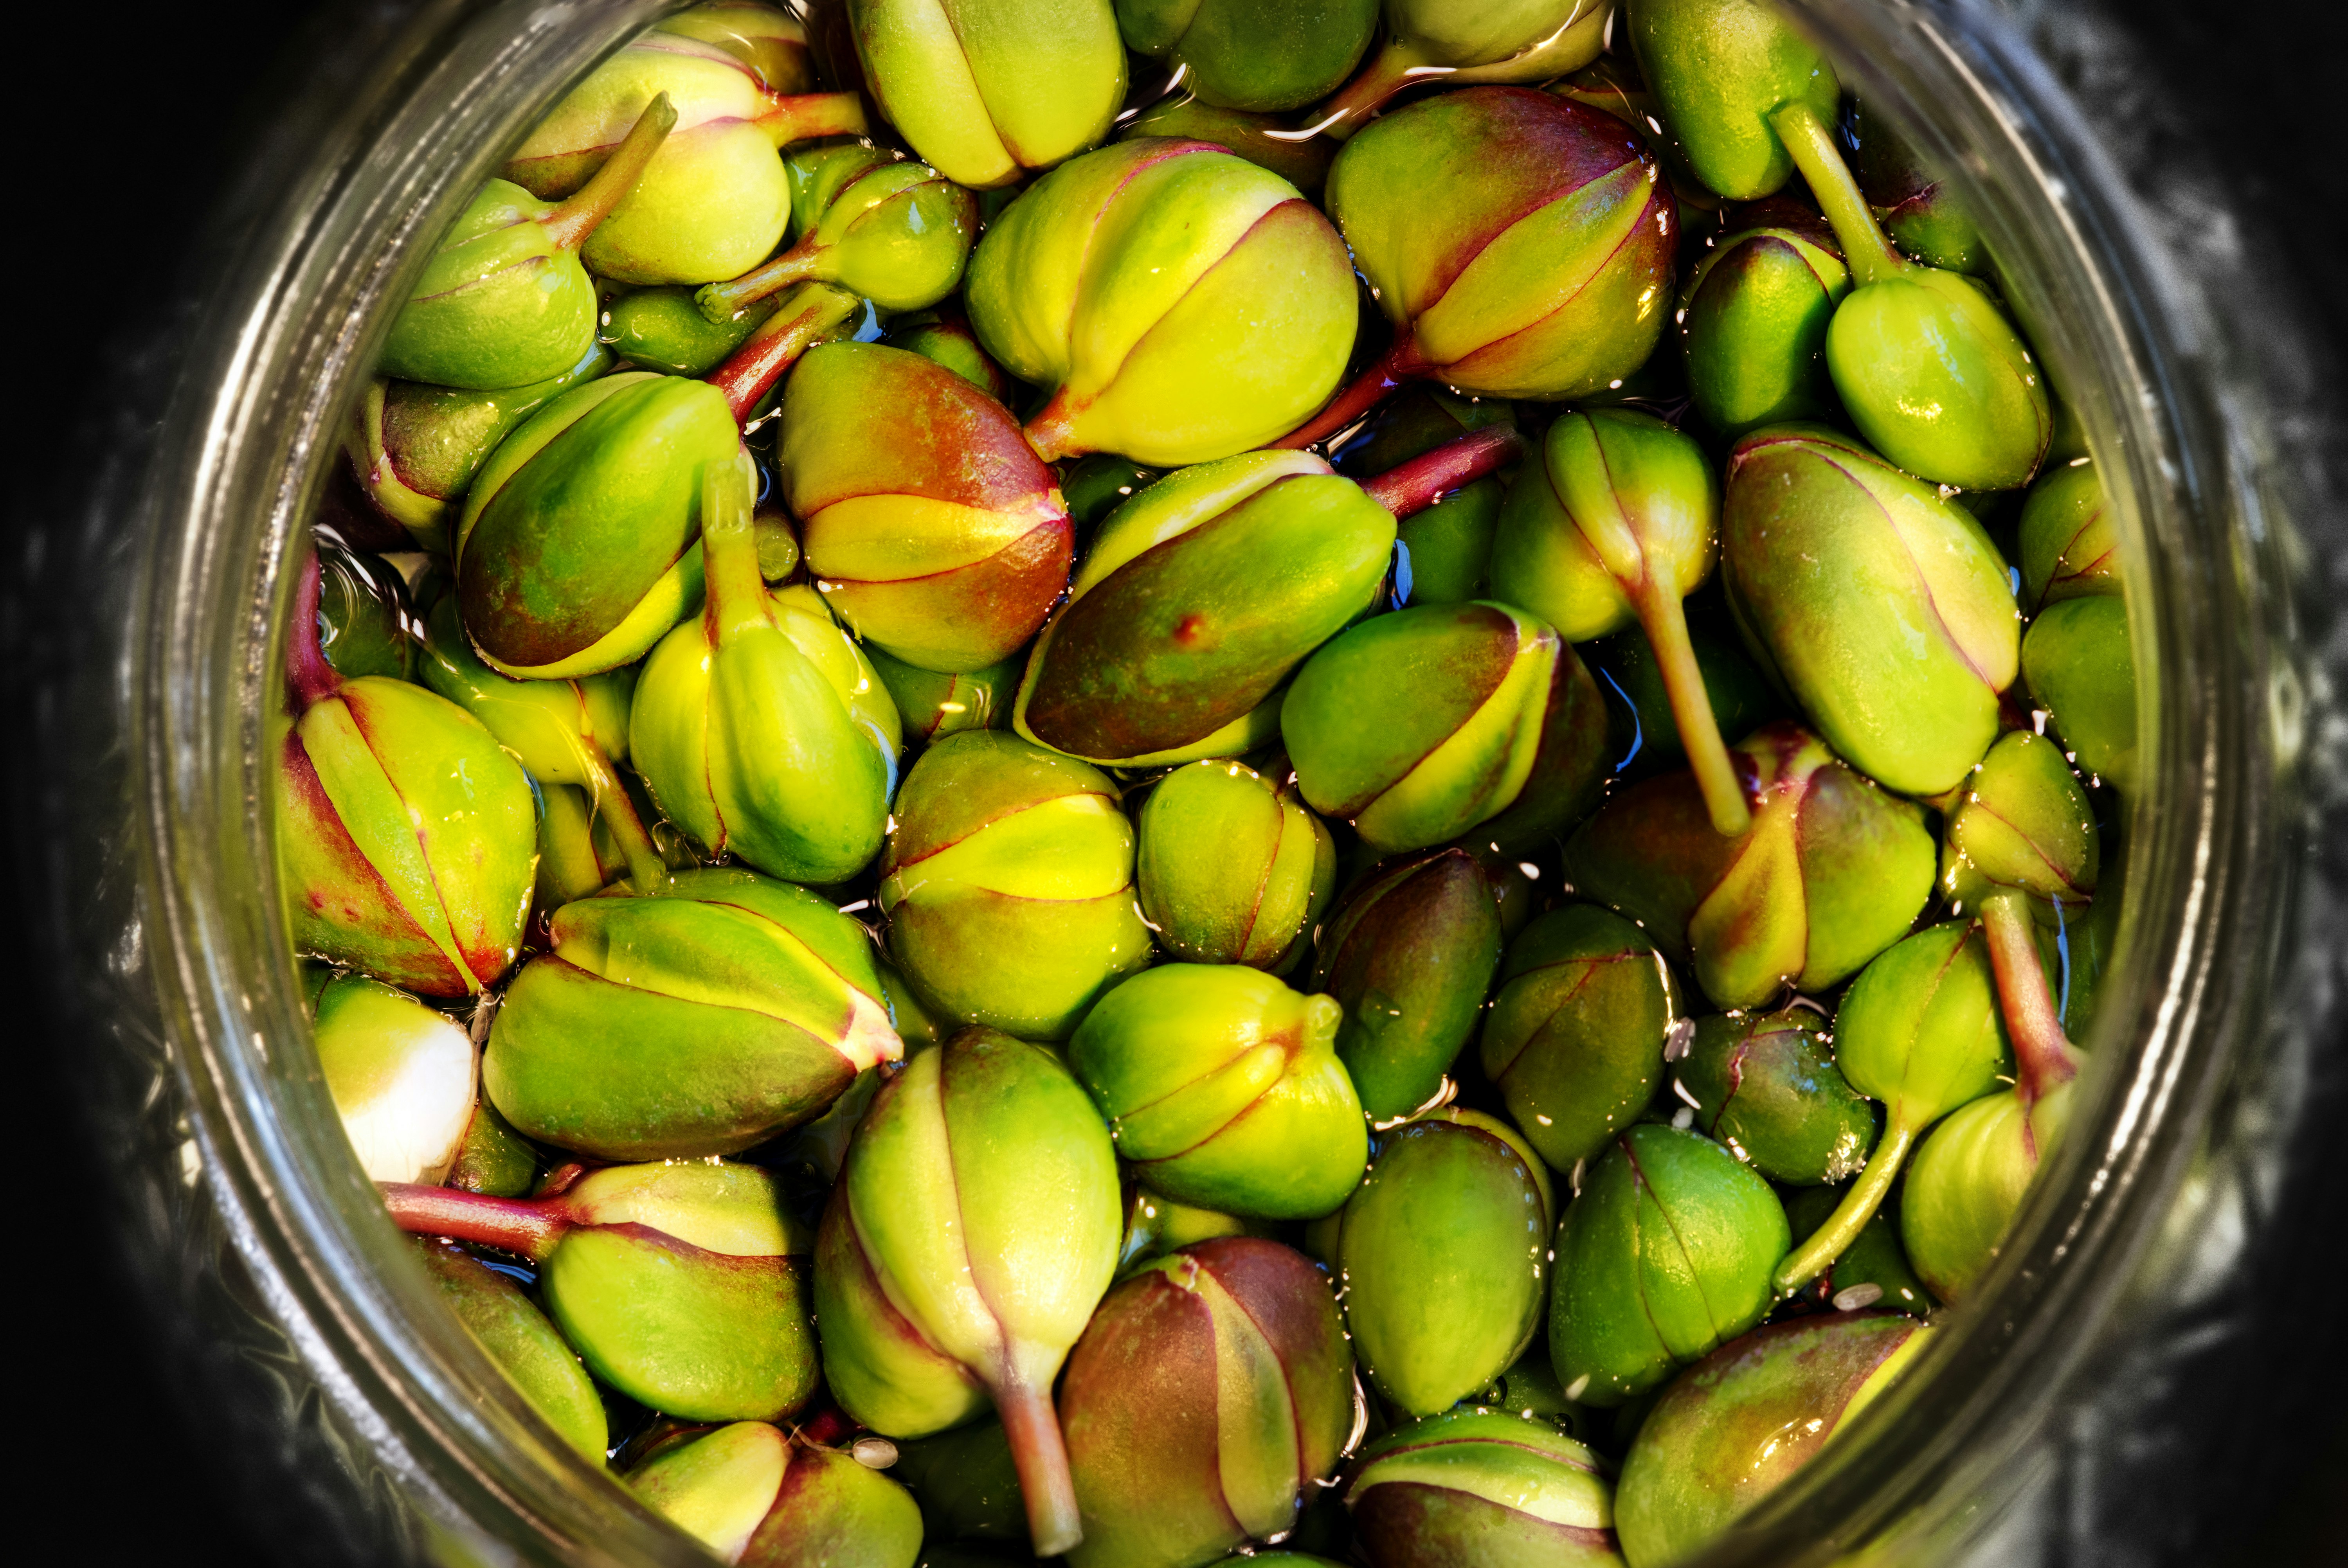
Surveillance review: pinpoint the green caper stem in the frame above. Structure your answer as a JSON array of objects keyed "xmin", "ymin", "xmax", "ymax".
[
  {"xmin": 699, "ymin": 450, "xmax": 770, "ymax": 648},
  {"xmin": 1634, "ymin": 576, "xmax": 1752, "ymax": 838},
  {"xmin": 1766, "ymin": 100, "xmax": 1907, "ymax": 289},
  {"xmin": 578, "ymin": 742, "xmax": 669, "ymax": 894},
  {"xmin": 380, "ymin": 1181, "xmax": 567, "ymax": 1263},
  {"xmin": 695, "ymin": 237, "xmax": 826, "ymax": 325},
  {"xmin": 286, "ymin": 550, "xmax": 342, "ymax": 709},
  {"xmin": 1979, "ymin": 888, "xmax": 2080, "ymax": 1105},
  {"xmin": 709, "ymin": 281, "xmax": 862, "ymax": 423},
  {"xmin": 1773, "ymin": 1111, "xmax": 1918, "ymax": 1296},
  {"xmin": 996, "ymin": 1375, "xmax": 1085, "ymax": 1558},
  {"xmin": 753, "ymin": 91, "xmax": 869, "ymax": 149},
  {"xmin": 539, "ymin": 92, "xmax": 677, "ymax": 254}
]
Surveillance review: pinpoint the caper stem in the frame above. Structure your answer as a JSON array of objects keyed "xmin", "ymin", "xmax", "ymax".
[
  {"xmin": 1635, "ymin": 577, "xmax": 1752, "ymax": 837},
  {"xmin": 578, "ymin": 742, "xmax": 669, "ymax": 894},
  {"xmin": 1277, "ymin": 335, "xmax": 1433, "ymax": 452},
  {"xmin": 699, "ymin": 450, "xmax": 771, "ymax": 648},
  {"xmin": 1019, "ymin": 390, "xmax": 1087, "ymax": 463},
  {"xmin": 1360, "ymin": 426, "xmax": 1524, "ymax": 518},
  {"xmin": 996, "ymin": 1375, "xmax": 1086, "ymax": 1558},
  {"xmin": 1774, "ymin": 1112, "xmax": 1917, "ymax": 1295},
  {"xmin": 1979, "ymin": 888, "xmax": 2080, "ymax": 1106},
  {"xmin": 286, "ymin": 550, "xmax": 342, "ymax": 709},
  {"xmin": 380, "ymin": 1181, "xmax": 567, "ymax": 1263},
  {"xmin": 709, "ymin": 281, "xmax": 862, "ymax": 423},
  {"xmin": 1767, "ymin": 100, "xmax": 1907, "ymax": 288},
  {"xmin": 754, "ymin": 91, "xmax": 869, "ymax": 149},
  {"xmin": 540, "ymin": 92, "xmax": 677, "ymax": 254},
  {"xmin": 697, "ymin": 238, "xmax": 826, "ymax": 325}
]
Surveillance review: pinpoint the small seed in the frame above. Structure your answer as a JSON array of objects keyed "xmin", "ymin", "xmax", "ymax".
[
  {"xmin": 850, "ymin": 1436, "xmax": 899, "ymax": 1469},
  {"xmin": 1833, "ymin": 1282, "xmax": 1885, "ymax": 1312}
]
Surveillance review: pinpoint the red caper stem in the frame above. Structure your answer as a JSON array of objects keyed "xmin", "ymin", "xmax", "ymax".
[
  {"xmin": 535, "ymin": 1163, "xmax": 591, "ymax": 1200},
  {"xmin": 286, "ymin": 550, "xmax": 342, "ymax": 710},
  {"xmin": 380, "ymin": 1182, "xmax": 568, "ymax": 1264},
  {"xmin": 1273, "ymin": 335, "xmax": 1430, "ymax": 451},
  {"xmin": 1979, "ymin": 888, "xmax": 2080, "ymax": 1107},
  {"xmin": 1021, "ymin": 390, "xmax": 1089, "ymax": 464},
  {"xmin": 996, "ymin": 1376, "xmax": 1086, "ymax": 1558},
  {"xmin": 539, "ymin": 92, "xmax": 677, "ymax": 253},
  {"xmin": 1360, "ymin": 425, "xmax": 1524, "ymax": 519},
  {"xmin": 708, "ymin": 281, "xmax": 861, "ymax": 424}
]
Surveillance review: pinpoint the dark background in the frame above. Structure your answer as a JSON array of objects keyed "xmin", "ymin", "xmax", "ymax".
[{"xmin": 9, "ymin": 1, "xmax": 2345, "ymax": 1563}]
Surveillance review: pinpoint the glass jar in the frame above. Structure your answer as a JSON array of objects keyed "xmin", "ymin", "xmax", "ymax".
[{"xmin": 25, "ymin": 0, "xmax": 2342, "ymax": 1564}]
